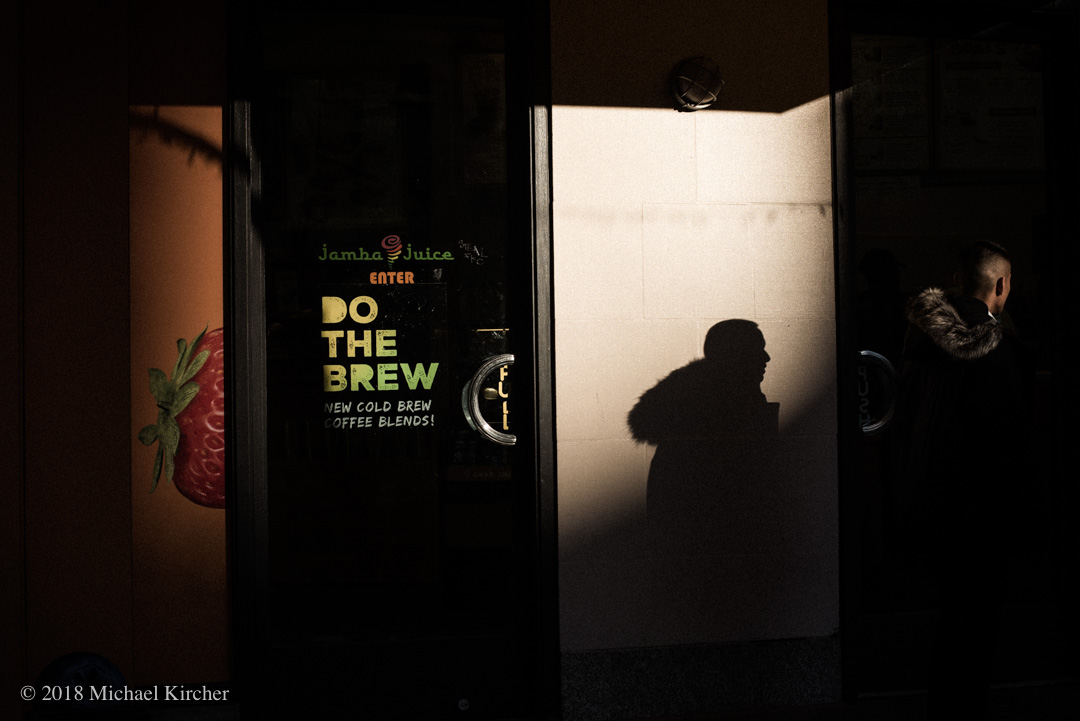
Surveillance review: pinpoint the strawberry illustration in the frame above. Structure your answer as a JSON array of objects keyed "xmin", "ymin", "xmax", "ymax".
[{"xmin": 138, "ymin": 327, "xmax": 226, "ymax": 508}]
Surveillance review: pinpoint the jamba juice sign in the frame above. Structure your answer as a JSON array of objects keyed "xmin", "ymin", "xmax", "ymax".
[{"xmin": 319, "ymin": 285, "xmax": 445, "ymax": 430}]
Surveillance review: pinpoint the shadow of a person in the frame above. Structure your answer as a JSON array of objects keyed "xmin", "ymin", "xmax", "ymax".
[{"xmin": 628, "ymin": 320, "xmax": 782, "ymax": 640}]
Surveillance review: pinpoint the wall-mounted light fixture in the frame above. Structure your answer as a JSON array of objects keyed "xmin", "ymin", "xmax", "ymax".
[{"xmin": 671, "ymin": 56, "xmax": 724, "ymax": 112}]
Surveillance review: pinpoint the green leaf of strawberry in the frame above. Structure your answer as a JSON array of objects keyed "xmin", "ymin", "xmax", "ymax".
[
  {"xmin": 148, "ymin": 368, "xmax": 170, "ymax": 405},
  {"xmin": 172, "ymin": 382, "xmax": 201, "ymax": 417},
  {"xmin": 138, "ymin": 424, "xmax": 158, "ymax": 445},
  {"xmin": 140, "ymin": 325, "xmax": 213, "ymax": 495}
]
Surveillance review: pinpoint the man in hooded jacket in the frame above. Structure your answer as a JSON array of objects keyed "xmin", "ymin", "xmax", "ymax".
[{"xmin": 893, "ymin": 240, "xmax": 1031, "ymax": 720}]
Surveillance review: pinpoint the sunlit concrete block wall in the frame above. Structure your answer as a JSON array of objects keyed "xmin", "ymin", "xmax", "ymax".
[{"xmin": 551, "ymin": 0, "xmax": 838, "ymax": 656}]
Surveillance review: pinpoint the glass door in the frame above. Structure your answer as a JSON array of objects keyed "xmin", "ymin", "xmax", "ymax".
[
  {"xmin": 838, "ymin": 0, "xmax": 1079, "ymax": 697},
  {"xmin": 230, "ymin": 5, "xmax": 550, "ymax": 718}
]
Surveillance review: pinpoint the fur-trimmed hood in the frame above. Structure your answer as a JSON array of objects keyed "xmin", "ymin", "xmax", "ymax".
[{"xmin": 906, "ymin": 287, "xmax": 1002, "ymax": 361}]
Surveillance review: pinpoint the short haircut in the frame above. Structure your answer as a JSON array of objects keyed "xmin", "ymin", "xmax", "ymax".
[{"xmin": 956, "ymin": 240, "xmax": 1011, "ymax": 297}]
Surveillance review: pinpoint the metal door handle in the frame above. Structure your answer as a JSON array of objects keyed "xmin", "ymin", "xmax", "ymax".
[
  {"xmin": 462, "ymin": 354, "xmax": 515, "ymax": 446},
  {"xmin": 859, "ymin": 350, "xmax": 895, "ymax": 435}
]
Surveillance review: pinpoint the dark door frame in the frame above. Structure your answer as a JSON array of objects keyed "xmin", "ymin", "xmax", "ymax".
[
  {"xmin": 224, "ymin": 2, "xmax": 560, "ymax": 717},
  {"xmin": 829, "ymin": 0, "xmax": 859, "ymax": 698}
]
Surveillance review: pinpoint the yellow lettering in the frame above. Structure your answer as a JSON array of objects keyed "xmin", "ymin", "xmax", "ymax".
[
  {"xmin": 347, "ymin": 330, "xmax": 372, "ymax": 357},
  {"xmin": 376, "ymin": 330, "xmax": 397, "ymax": 357},
  {"xmin": 498, "ymin": 365, "xmax": 509, "ymax": 397},
  {"xmin": 401, "ymin": 363, "xmax": 439, "ymax": 390},
  {"xmin": 350, "ymin": 364, "xmax": 375, "ymax": 391},
  {"xmin": 322, "ymin": 296, "xmax": 347, "ymax": 323},
  {"xmin": 348, "ymin": 296, "xmax": 378, "ymax": 323},
  {"xmin": 377, "ymin": 363, "xmax": 398, "ymax": 390},
  {"xmin": 324, "ymin": 365, "xmax": 347, "ymax": 391},
  {"xmin": 321, "ymin": 330, "xmax": 344, "ymax": 357}
]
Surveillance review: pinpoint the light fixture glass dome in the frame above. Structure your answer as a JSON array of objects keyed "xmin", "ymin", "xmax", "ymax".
[{"xmin": 671, "ymin": 56, "xmax": 724, "ymax": 112}]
